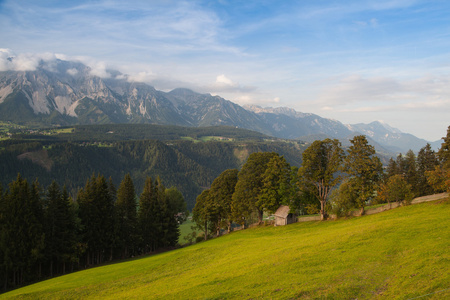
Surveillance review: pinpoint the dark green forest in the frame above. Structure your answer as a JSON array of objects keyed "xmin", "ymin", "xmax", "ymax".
[
  {"xmin": 0, "ymin": 173, "xmax": 184, "ymax": 291},
  {"xmin": 0, "ymin": 124, "xmax": 305, "ymax": 209}
]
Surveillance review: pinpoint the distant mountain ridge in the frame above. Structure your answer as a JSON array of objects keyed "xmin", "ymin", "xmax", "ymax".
[{"xmin": 0, "ymin": 58, "xmax": 440, "ymax": 153}]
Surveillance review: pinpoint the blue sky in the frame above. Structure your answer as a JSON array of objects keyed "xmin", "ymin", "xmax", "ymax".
[{"xmin": 1, "ymin": 0, "xmax": 449, "ymax": 141}]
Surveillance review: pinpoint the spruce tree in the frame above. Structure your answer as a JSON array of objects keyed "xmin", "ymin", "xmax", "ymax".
[
  {"xmin": 417, "ymin": 144, "xmax": 439, "ymax": 196},
  {"xmin": 77, "ymin": 174, "xmax": 115, "ymax": 265},
  {"xmin": 404, "ymin": 150, "xmax": 418, "ymax": 196},
  {"xmin": 138, "ymin": 177, "xmax": 160, "ymax": 253},
  {"xmin": 115, "ymin": 174, "xmax": 137, "ymax": 258},
  {"xmin": 155, "ymin": 177, "xmax": 179, "ymax": 248},
  {"xmin": 45, "ymin": 182, "xmax": 78, "ymax": 276},
  {"xmin": 1, "ymin": 175, "xmax": 45, "ymax": 287}
]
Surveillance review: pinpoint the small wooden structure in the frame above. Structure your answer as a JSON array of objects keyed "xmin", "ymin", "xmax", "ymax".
[{"xmin": 274, "ymin": 205, "xmax": 297, "ymax": 226}]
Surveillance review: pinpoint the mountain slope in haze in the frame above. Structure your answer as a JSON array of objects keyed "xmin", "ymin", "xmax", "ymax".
[
  {"xmin": 346, "ymin": 121, "xmax": 442, "ymax": 153},
  {"xmin": 0, "ymin": 57, "xmax": 439, "ymax": 153}
]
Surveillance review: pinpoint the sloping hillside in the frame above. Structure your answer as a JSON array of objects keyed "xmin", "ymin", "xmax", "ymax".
[{"xmin": 2, "ymin": 199, "xmax": 449, "ymax": 299}]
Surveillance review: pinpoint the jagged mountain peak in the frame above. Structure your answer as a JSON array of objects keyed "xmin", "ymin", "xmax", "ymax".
[
  {"xmin": 244, "ymin": 105, "xmax": 310, "ymax": 118},
  {"xmin": 0, "ymin": 58, "xmax": 435, "ymax": 153}
]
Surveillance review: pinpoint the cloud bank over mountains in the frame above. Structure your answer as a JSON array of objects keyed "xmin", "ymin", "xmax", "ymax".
[{"xmin": 1, "ymin": 1, "xmax": 450, "ymax": 140}]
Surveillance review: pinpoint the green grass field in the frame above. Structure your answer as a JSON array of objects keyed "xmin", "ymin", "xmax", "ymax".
[{"xmin": 2, "ymin": 199, "xmax": 449, "ymax": 299}]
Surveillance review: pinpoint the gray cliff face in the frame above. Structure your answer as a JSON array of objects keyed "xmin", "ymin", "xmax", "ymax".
[{"xmin": 0, "ymin": 58, "xmax": 437, "ymax": 153}]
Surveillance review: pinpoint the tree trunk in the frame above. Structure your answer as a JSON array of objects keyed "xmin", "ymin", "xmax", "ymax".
[
  {"xmin": 320, "ymin": 200, "xmax": 327, "ymax": 220},
  {"xmin": 258, "ymin": 210, "xmax": 263, "ymax": 224},
  {"xmin": 359, "ymin": 207, "xmax": 365, "ymax": 216}
]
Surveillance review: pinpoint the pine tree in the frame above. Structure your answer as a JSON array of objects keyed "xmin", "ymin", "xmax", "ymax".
[
  {"xmin": 115, "ymin": 174, "xmax": 137, "ymax": 258},
  {"xmin": 417, "ymin": 144, "xmax": 439, "ymax": 196},
  {"xmin": 404, "ymin": 150, "xmax": 419, "ymax": 196},
  {"xmin": 438, "ymin": 125, "xmax": 450, "ymax": 169},
  {"xmin": 386, "ymin": 157, "xmax": 399, "ymax": 178},
  {"xmin": 138, "ymin": 177, "xmax": 160, "ymax": 253},
  {"xmin": 77, "ymin": 174, "xmax": 115, "ymax": 266},
  {"xmin": 426, "ymin": 126, "xmax": 450, "ymax": 195},
  {"xmin": 155, "ymin": 177, "xmax": 179, "ymax": 248},
  {"xmin": 1, "ymin": 175, "xmax": 45, "ymax": 287},
  {"xmin": 45, "ymin": 182, "xmax": 78, "ymax": 276}
]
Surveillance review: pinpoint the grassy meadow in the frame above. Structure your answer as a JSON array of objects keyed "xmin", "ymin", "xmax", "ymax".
[{"xmin": 2, "ymin": 199, "xmax": 449, "ymax": 299}]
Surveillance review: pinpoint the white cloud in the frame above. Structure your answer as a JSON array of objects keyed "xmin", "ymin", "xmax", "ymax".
[
  {"xmin": 317, "ymin": 74, "xmax": 450, "ymax": 107},
  {"xmin": 216, "ymin": 74, "xmax": 234, "ymax": 86},
  {"xmin": 0, "ymin": 49, "xmax": 59, "ymax": 71},
  {"xmin": 127, "ymin": 71, "xmax": 155, "ymax": 83},
  {"xmin": 66, "ymin": 68, "xmax": 78, "ymax": 76}
]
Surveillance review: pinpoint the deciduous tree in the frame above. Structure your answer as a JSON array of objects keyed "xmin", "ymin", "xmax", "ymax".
[
  {"xmin": 298, "ymin": 139, "xmax": 344, "ymax": 220},
  {"xmin": 258, "ymin": 155, "xmax": 293, "ymax": 214},
  {"xmin": 377, "ymin": 174, "xmax": 414, "ymax": 205},
  {"xmin": 208, "ymin": 169, "xmax": 238, "ymax": 235},
  {"xmin": 342, "ymin": 135, "xmax": 382, "ymax": 216},
  {"xmin": 232, "ymin": 152, "xmax": 278, "ymax": 224}
]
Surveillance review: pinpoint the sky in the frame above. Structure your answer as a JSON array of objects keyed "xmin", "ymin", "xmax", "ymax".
[{"xmin": 0, "ymin": 0, "xmax": 449, "ymax": 141}]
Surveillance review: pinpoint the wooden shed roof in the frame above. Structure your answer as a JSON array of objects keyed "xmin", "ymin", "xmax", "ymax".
[{"xmin": 274, "ymin": 205, "xmax": 290, "ymax": 218}]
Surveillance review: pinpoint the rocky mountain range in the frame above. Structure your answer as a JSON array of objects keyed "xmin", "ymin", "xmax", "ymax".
[{"xmin": 0, "ymin": 58, "xmax": 441, "ymax": 153}]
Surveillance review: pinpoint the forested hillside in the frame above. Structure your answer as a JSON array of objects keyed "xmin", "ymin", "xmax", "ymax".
[{"xmin": 0, "ymin": 124, "xmax": 305, "ymax": 209}]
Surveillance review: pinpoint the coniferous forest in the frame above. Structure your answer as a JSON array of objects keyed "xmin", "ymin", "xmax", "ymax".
[{"xmin": 0, "ymin": 173, "xmax": 184, "ymax": 291}]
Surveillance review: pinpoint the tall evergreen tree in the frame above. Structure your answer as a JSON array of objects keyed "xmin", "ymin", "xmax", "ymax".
[
  {"xmin": 417, "ymin": 144, "xmax": 439, "ymax": 196},
  {"xmin": 0, "ymin": 175, "xmax": 45, "ymax": 288},
  {"xmin": 0, "ymin": 183, "xmax": 6, "ymax": 290},
  {"xmin": 386, "ymin": 157, "xmax": 399, "ymax": 178},
  {"xmin": 45, "ymin": 182, "xmax": 78, "ymax": 276},
  {"xmin": 77, "ymin": 174, "xmax": 115, "ymax": 266},
  {"xmin": 437, "ymin": 125, "xmax": 450, "ymax": 169},
  {"xmin": 404, "ymin": 149, "xmax": 419, "ymax": 196},
  {"xmin": 139, "ymin": 177, "xmax": 160, "ymax": 252},
  {"xmin": 426, "ymin": 126, "xmax": 450, "ymax": 195},
  {"xmin": 115, "ymin": 174, "xmax": 137, "ymax": 258},
  {"xmin": 155, "ymin": 177, "xmax": 179, "ymax": 248}
]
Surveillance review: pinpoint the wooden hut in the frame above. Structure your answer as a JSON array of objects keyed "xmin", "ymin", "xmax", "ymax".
[{"xmin": 274, "ymin": 205, "xmax": 297, "ymax": 226}]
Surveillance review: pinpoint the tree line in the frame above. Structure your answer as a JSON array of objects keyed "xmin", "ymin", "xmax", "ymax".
[
  {"xmin": 0, "ymin": 173, "xmax": 187, "ymax": 291},
  {"xmin": 193, "ymin": 127, "xmax": 450, "ymax": 238}
]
